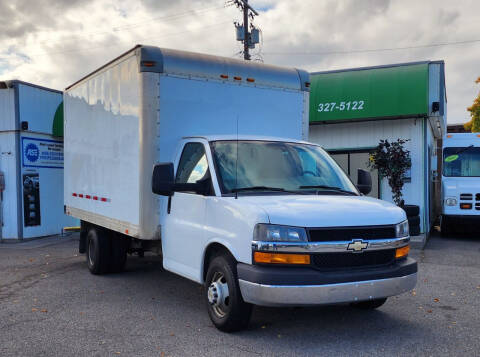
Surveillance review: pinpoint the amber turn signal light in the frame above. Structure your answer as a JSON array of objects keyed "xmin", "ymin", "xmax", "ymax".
[
  {"xmin": 460, "ymin": 203, "xmax": 472, "ymax": 209},
  {"xmin": 254, "ymin": 252, "xmax": 310, "ymax": 265},
  {"xmin": 395, "ymin": 245, "xmax": 410, "ymax": 259}
]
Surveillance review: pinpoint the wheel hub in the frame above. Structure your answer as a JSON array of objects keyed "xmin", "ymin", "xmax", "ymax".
[{"xmin": 207, "ymin": 272, "xmax": 230, "ymax": 317}]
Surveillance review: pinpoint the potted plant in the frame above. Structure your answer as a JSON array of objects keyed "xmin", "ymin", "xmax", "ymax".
[{"xmin": 368, "ymin": 139, "xmax": 420, "ymax": 235}]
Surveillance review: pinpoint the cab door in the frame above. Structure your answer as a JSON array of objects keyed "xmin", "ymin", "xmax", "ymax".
[{"xmin": 161, "ymin": 141, "xmax": 215, "ymax": 282}]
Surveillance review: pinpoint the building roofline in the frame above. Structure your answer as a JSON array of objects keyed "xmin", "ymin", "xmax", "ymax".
[
  {"xmin": 0, "ymin": 80, "xmax": 62, "ymax": 94},
  {"xmin": 311, "ymin": 60, "xmax": 445, "ymax": 75}
]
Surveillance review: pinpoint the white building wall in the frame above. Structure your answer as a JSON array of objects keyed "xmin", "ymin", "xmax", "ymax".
[
  {"xmin": 309, "ymin": 118, "xmax": 426, "ymax": 232},
  {"xmin": 0, "ymin": 88, "xmax": 16, "ymax": 131},
  {"xmin": 0, "ymin": 132, "xmax": 20, "ymax": 239}
]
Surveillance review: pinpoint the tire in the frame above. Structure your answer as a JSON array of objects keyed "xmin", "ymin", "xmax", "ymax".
[
  {"xmin": 205, "ymin": 255, "xmax": 252, "ymax": 332},
  {"xmin": 407, "ymin": 216, "xmax": 420, "ymax": 226},
  {"xmin": 440, "ymin": 216, "xmax": 450, "ymax": 236},
  {"xmin": 352, "ymin": 298, "xmax": 387, "ymax": 310},
  {"xmin": 86, "ymin": 227, "xmax": 111, "ymax": 275},
  {"xmin": 410, "ymin": 225, "xmax": 420, "ymax": 236},
  {"xmin": 403, "ymin": 205, "xmax": 419, "ymax": 217},
  {"xmin": 109, "ymin": 232, "xmax": 129, "ymax": 273}
]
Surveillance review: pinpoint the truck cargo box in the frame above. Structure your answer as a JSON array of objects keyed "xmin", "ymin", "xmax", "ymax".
[{"xmin": 64, "ymin": 45, "xmax": 310, "ymax": 240}]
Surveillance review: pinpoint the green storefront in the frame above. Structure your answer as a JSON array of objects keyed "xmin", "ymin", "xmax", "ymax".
[{"xmin": 308, "ymin": 61, "xmax": 446, "ymax": 241}]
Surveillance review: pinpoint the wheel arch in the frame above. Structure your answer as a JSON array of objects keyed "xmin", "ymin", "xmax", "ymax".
[{"xmin": 202, "ymin": 240, "xmax": 238, "ymax": 283}]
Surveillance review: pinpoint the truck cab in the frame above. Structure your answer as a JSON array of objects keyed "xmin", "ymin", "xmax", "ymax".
[
  {"xmin": 152, "ymin": 135, "xmax": 417, "ymax": 331},
  {"xmin": 441, "ymin": 133, "xmax": 480, "ymax": 234}
]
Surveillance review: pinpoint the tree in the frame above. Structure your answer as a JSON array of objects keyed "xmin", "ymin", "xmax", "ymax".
[
  {"xmin": 368, "ymin": 139, "xmax": 411, "ymax": 206},
  {"xmin": 464, "ymin": 77, "xmax": 480, "ymax": 133}
]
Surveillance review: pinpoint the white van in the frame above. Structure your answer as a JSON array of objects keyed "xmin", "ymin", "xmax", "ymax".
[
  {"xmin": 64, "ymin": 45, "xmax": 417, "ymax": 331},
  {"xmin": 441, "ymin": 133, "xmax": 480, "ymax": 234}
]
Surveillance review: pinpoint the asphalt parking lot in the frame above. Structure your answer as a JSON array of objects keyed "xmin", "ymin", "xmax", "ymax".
[{"xmin": 1, "ymin": 232, "xmax": 479, "ymax": 357}]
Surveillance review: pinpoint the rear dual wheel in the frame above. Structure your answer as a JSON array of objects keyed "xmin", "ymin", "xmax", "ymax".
[{"xmin": 86, "ymin": 227, "xmax": 129, "ymax": 275}]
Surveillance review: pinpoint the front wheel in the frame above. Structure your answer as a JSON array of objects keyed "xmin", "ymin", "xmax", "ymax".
[
  {"xmin": 205, "ymin": 255, "xmax": 252, "ymax": 332},
  {"xmin": 351, "ymin": 298, "xmax": 387, "ymax": 310}
]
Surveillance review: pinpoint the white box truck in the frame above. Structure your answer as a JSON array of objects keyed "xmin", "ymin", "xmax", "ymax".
[
  {"xmin": 441, "ymin": 133, "xmax": 480, "ymax": 234},
  {"xmin": 64, "ymin": 45, "xmax": 417, "ymax": 331}
]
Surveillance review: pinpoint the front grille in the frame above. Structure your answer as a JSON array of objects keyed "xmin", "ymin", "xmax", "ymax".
[
  {"xmin": 312, "ymin": 249, "xmax": 396, "ymax": 270},
  {"xmin": 476, "ymin": 203, "xmax": 480, "ymax": 211},
  {"xmin": 308, "ymin": 226, "xmax": 396, "ymax": 242},
  {"xmin": 476, "ymin": 193, "xmax": 480, "ymax": 201},
  {"xmin": 460, "ymin": 193, "xmax": 473, "ymax": 200}
]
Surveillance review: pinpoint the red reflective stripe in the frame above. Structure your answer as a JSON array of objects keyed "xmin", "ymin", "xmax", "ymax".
[
  {"xmin": 79, "ymin": 194, "xmax": 84, "ymax": 198},
  {"xmin": 101, "ymin": 197, "xmax": 107, "ymax": 202},
  {"xmin": 93, "ymin": 196, "xmax": 98, "ymax": 200},
  {"xmin": 72, "ymin": 193, "xmax": 77, "ymax": 197},
  {"xmin": 85, "ymin": 195, "xmax": 91, "ymax": 199}
]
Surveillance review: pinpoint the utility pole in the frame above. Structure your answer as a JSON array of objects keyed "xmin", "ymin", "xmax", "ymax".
[
  {"xmin": 243, "ymin": 0, "xmax": 250, "ymax": 60},
  {"xmin": 232, "ymin": 0, "xmax": 259, "ymax": 61}
]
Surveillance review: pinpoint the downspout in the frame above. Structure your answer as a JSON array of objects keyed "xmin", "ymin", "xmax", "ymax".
[{"xmin": 12, "ymin": 81, "xmax": 24, "ymax": 240}]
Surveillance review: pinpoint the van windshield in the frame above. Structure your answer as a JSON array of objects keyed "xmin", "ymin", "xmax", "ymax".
[
  {"xmin": 443, "ymin": 147, "xmax": 480, "ymax": 177},
  {"xmin": 210, "ymin": 140, "xmax": 358, "ymax": 195}
]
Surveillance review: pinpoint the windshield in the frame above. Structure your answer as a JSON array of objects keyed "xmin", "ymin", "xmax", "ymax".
[
  {"xmin": 443, "ymin": 147, "xmax": 480, "ymax": 177},
  {"xmin": 210, "ymin": 140, "xmax": 358, "ymax": 195}
]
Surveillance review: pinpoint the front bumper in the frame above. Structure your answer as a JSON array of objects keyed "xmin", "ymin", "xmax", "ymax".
[{"xmin": 237, "ymin": 258, "xmax": 417, "ymax": 306}]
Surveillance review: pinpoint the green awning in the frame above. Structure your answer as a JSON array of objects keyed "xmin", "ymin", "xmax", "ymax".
[
  {"xmin": 52, "ymin": 101, "xmax": 63, "ymax": 137},
  {"xmin": 310, "ymin": 63, "xmax": 429, "ymax": 123}
]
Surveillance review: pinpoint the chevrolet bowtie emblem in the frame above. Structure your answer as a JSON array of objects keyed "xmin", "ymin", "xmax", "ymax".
[{"xmin": 347, "ymin": 239, "xmax": 368, "ymax": 252}]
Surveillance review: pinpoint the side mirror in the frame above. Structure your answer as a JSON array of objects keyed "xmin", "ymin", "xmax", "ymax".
[
  {"xmin": 356, "ymin": 169, "xmax": 372, "ymax": 195},
  {"xmin": 152, "ymin": 163, "xmax": 175, "ymax": 196}
]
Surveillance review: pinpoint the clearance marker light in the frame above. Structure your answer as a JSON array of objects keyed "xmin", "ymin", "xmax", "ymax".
[
  {"xmin": 447, "ymin": 135, "xmax": 452, "ymax": 138},
  {"xmin": 246, "ymin": 78, "xmax": 255, "ymax": 82},
  {"xmin": 254, "ymin": 252, "xmax": 310, "ymax": 265},
  {"xmin": 233, "ymin": 76, "xmax": 242, "ymax": 81},
  {"xmin": 141, "ymin": 61, "xmax": 156, "ymax": 67},
  {"xmin": 220, "ymin": 74, "xmax": 228, "ymax": 79}
]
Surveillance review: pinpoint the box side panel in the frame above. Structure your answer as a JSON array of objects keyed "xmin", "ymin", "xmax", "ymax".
[
  {"xmin": 0, "ymin": 132, "xmax": 19, "ymax": 239},
  {"xmin": 0, "ymin": 88, "xmax": 16, "ymax": 132},
  {"xmin": 18, "ymin": 84, "xmax": 62, "ymax": 135},
  {"xmin": 157, "ymin": 76, "xmax": 305, "ymax": 163},
  {"xmin": 64, "ymin": 54, "xmax": 141, "ymax": 234},
  {"xmin": 20, "ymin": 132, "xmax": 78, "ymax": 238}
]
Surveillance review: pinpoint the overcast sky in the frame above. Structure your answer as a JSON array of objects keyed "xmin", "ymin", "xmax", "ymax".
[{"xmin": 1, "ymin": 0, "xmax": 478, "ymax": 124}]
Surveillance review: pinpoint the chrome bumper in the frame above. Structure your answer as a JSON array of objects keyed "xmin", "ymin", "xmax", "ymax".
[{"xmin": 239, "ymin": 273, "xmax": 417, "ymax": 307}]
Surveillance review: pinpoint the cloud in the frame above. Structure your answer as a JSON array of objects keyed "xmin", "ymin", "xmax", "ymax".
[{"xmin": 0, "ymin": 0, "xmax": 479, "ymax": 124}]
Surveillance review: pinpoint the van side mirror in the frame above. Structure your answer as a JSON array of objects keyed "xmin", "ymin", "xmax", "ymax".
[
  {"xmin": 152, "ymin": 163, "xmax": 175, "ymax": 196},
  {"xmin": 356, "ymin": 169, "xmax": 372, "ymax": 195}
]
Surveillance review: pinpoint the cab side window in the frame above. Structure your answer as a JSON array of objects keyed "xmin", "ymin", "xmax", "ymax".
[{"xmin": 176, "ymin": 143, "xmax": 214, "ymax": 195}]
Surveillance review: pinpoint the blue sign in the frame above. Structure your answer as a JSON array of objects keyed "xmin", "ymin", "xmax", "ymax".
[
  {"xmin": 25, "ymin": 143, "xmax": 40, "ymax": 162},
  {"xmin": 22, "ymin": 137, "xmax": 64, "ymax": 169}
]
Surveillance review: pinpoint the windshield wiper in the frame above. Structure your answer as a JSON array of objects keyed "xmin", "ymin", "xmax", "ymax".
[
  {"xmin": 231, "ymin": 186, "xmax": 299, "ymax": 194},
  {"xmin": 299, "ymin": 185, "xmax": 357, "ymax": 196},
  {"xmin": 454, "ymin": 145, "xmax": 474, "ymax": 155}
]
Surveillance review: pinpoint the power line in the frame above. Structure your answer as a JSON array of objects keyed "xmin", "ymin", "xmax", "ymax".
[
  {"xmin": 11, "ymin": 4, "xmax": 231, "ymax": 50},
  {"xmin": 263, "ymin": 38, "xmax": 480, "ymax": 56},
  {"xmin": 0, "ymin": 21, "xmax": 232, "ymax": 61}
]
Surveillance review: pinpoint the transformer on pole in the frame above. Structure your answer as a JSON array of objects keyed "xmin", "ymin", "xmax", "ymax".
[{"xmin": 232, "ymin": 0, "xmax": 259, "ymax": 60}]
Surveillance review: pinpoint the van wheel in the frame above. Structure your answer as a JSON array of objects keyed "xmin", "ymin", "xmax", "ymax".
[
  {"xmin": 351, "ymin": 298, "xmax": 387, "ymax": 309},
  {"xmin": 109, "ymin": 233, "xmax": 129, "ymax": 273},
  {"xmin": 205, "ymin": 255, "xmax": 252, "ymax": 332},
  {"xmin": 440, "ymin": 216, "xmax": 450, "ymax": 236},
  {"xmin": 86, "ymin": 227, "xmax": 110, "ymax": 275}
]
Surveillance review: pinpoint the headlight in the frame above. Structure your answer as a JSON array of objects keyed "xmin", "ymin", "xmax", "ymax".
[
  {"xmin": 445, "ymin": 197, "xmax": 457, "ymax": 206},
  {"xmin": 395, "ymin": 220, "xmax": 409, "ymax": 238},
  {"xmin": 253, "ymin": 224, "xmax": 308, "ymax": 242}
]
